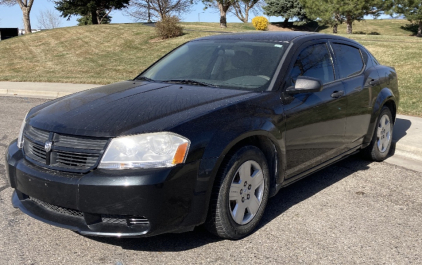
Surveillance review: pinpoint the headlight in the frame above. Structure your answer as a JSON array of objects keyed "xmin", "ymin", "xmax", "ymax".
[
  {"xmin": 17, "ymin": 112, "xmax": 28, "ymax": 149},
  {"xmin": 98, "ymin": 132, "xmax": 190, "ymax": 169}
]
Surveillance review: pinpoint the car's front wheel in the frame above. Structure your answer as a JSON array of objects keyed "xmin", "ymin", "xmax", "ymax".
[
  {"xmin": 205, "ymin": 146, "xmax": 270, "ymax": 239},
  {"xmin": 362, "ymin": 106, "xmax": 394, "ymax": 161}
]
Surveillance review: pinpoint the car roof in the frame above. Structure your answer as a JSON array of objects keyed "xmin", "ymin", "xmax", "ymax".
[{"xmin": 192, "ymin": 31, "xmax": 357, "ymax": 44}]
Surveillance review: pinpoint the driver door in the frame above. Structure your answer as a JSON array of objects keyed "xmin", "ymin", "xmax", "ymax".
[{"xmin": 282, "ymin": 41, "xmax": 348, "ymax": 178}]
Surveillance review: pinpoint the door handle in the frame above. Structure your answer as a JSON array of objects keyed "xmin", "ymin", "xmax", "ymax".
[{"xmin": 331, "ymin": 90, "xmax": 344, "ymax": 98}]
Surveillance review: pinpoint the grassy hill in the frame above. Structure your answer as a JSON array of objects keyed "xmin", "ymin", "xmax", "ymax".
[
  {"xmin": 0, "ymin": 24, "xmax": 218, "ymax": 84},
  {"xmin": 316, "ymin": 19, "xmax": 417, "ymax": 36},
  {"xmin": 0, "ymin": 20, "xmax": 421, "ymax": 116}
]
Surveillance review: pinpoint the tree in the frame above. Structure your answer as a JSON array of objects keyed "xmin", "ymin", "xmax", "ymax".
[
  {"xmin": 203, "ymin": 0, "xmax": 237, "ymax": 28},
  {"xmin": 230, "ymin": 0, "xmax": 261, "ymax": 23},
  {"xmin": 77, "ymin": 10, "xmax": 111, "ymax": 25},
  {"xmin": 301, "ymin": 0, "xmax": 385, "ymax": 34},
  {"xmin": 37, "ymin": 9, "xmax": 63, "ymax": 29},
  {"xmin": 126, "ymin": 0, "xmax": 194, "ymax": 21},
  {"xmin": 55, "ymin": 0, "xmax": 130, "ymax": 25},
  {"xmin": 263, "ymin": 0, "xmax": 308, "ymax": 27},
  {"xmin": 388, "ymin": 0, "xmax": 422, "ymax": 37},
  {"xmin": 1, "ymin": 0, "xmax": 35, "ymax": 34}
]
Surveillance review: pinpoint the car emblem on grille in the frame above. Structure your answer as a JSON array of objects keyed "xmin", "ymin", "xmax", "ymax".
[{"xmin": 44, "ymin": 141, "xmax": 53, "ymax": 152}]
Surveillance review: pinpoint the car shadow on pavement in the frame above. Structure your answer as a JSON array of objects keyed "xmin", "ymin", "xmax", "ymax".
[
  {"xmin": 258, "ymin": 155, "xmax": 371, "ymax": 229},
  {"xmin": 88, "ymin": 155, "xmax": 372, "ymax": 252},
  {"xmin": 393, "ymin": 118, "xmax": 411, "ymax": 142}
]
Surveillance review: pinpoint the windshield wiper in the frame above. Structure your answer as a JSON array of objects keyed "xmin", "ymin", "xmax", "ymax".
[
  {"xmin": 135, "ymin": 76, "xmax": 155, "ymax": 82},
  {"xmin": 161, "ymin": 79, "xmax": 218, "ymax": 88}
]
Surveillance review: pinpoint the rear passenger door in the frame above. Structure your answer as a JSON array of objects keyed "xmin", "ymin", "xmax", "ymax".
[{"xmin": 331, "ymin": 42, "xmax": 378, "ymax": 148}]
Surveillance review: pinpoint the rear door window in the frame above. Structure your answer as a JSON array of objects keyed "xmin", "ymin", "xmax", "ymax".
[{"xmin": 332, "ymin": 44, "xmax": 364, "ymax": 79}]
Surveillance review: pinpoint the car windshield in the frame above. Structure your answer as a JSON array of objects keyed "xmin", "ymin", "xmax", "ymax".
[{"xmin": 137, "ymin": 40, "xmax": 287, "ymax": 91}]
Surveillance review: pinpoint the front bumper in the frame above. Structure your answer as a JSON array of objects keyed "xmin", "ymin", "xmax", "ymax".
[{"xmin": 6, "ymin": 140, "xmax": 203, "ymax": 237}]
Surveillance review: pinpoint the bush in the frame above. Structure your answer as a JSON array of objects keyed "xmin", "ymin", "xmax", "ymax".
[
  {"xmin": 155, "ymin": 16, "xmax": 183, "ymax": 39},
  {"xmin": 252, "ymin": 16, "xmax": 269, "ymax": 31}
]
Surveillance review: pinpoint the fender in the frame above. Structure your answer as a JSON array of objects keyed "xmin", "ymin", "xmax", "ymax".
[
  {"xmin": 187, "ymin": 116, "xmax": 286, "ymax": 226},
  {"xmin": 363, "ymin": 87, "xmax": 397, "ymax": 146}
]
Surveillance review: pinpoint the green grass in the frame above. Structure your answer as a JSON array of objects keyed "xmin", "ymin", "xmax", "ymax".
[
  {"xmin": 0, "ymin": 20, "xmax": 421, "ymax": 116},
  {"xmin": 345, "ymin": 35, "xmax": 422, "ymax": 116},
  {"xmin": 317, "ymin": 19, "xmax": 417, "ymax": 36}
]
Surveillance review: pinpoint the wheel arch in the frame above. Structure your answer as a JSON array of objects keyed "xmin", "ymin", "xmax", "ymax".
[
  {"xmin": 215, "ymin": 133, "xmax": 281, "ymax": 196},
  {"xmin": 363, "ymin": 87, "xmax": 398, "ymax": 146}
]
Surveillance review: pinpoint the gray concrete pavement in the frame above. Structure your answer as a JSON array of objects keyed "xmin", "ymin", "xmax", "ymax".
[{"xmin": 1, "ymin": 97, "xmax": 422, "ymax": 264}]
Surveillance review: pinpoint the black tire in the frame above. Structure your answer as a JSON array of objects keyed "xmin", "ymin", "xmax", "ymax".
[
  {"xmin": 361, "ymin": 106, "xmax": 394, "ymax": 161},
  {"xmin": 205, "ymin": 146, "xmax": 270, "ymax": 240}
]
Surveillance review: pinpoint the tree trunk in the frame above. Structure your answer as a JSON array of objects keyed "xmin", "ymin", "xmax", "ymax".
[
  {"xmin": 91, "ymin": 10, "xmax": 98, "ymax": 24},
  {"xmin": 22, "ymin": 8, "xmax": 31, "ymax": 34},
  {"xmin": 147, "ymin": 0, "xmax": 151, "ymax": 23},
  {"xmin": 243, "ymin": 10, "xmax": 249, "ymax": 23},
  {"xmin": 346, "ymin": 15, "xmax": 352, "ymax": 34},
  {"xmin": 418, "ymin": 20, "xmax": 422, "ymax": 37},
  {"xmin": 218, "ymin": 3, "xmax": 228, "ymax": 28},
  {"xmin": 333, "ymin": 23, "xmax": 338, "ymax": 34},
  {"xmin": 283, "ymin": 18, "xmax": 288, "ymax": 28},
  {"xmin": 96, "ymin": 10, "xmax": 101, "ymax": 24}
]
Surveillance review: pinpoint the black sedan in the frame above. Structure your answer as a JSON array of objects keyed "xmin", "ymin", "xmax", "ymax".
[{"xmin": 5, "ymin": 32, "xmax": 399, "ymax": 239}]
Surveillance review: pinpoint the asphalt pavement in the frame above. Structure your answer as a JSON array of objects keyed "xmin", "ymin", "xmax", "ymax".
[{"xmin": 0, "ymin": 94, "xmax": 422, "ymax": 264}]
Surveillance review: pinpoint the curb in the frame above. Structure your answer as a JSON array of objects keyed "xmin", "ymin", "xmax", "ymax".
[
  {"xmin": 0, "ymin": 88, "xmax": 74, "ymax": 98},
  {"xmin": 392, "ymin": 142, "xmax": 422, "ymax": 162}
]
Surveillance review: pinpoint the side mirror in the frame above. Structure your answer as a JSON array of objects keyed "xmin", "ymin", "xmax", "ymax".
[{"xmin": 286, "ymin": 76, "xmax": 323, "ymax": 94}]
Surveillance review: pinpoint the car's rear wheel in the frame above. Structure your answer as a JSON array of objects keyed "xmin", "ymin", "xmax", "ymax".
[
  {"xmin": 362, "ymin": 106, "xmax": 394, "ymax": 161},
  {"xmin": 205, "ymin": 146, "xmax": 270, "ymax": 239}
]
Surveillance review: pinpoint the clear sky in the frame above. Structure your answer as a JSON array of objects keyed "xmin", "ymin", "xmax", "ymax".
[
  {"xmin": 0, "ymin": 1, "xmax": 272, "ymax": 29},
  {"xmin": 0, "ymin": 1, "xmax": 394, "ymax": 29}
]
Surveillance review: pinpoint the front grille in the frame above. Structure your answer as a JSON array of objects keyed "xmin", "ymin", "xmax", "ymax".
[
  {"xmin": 23, "ymin": 125, "xmax": 108, "ymax": 173},
  {"xmin": 26, "ymin": 141, "xmax": 47, "ymax": 163},
  {"xmin": 53, "ymin": 134, "xmax": 108, "ymax": 150},
  {"xmin": 53, "ymin": 150, "xmax": 100, "ymax": 169},
  {"xmin": 25, "ymin": 125, "xmax": 50, "ymax": 143},
  {"xmin": 29, "ymin": 196, "xmax": 84, "ymax": 218}
]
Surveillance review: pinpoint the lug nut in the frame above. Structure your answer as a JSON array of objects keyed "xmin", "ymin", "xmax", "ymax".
[
  {"xmin": 242, "ymin": 197, "xmax": 245, "ymax": 202},
  {"xmin": 247, "ymin": 194, "xmax": 250, "ymax": 199},
  {"xmin": 248, "ymin": 184, "xmax": 252, "ymax": 190},
  {"xmin": 244, "ymin": 181, "xmax": 247, "ymax": 187},
  {"xmin": 240, "ymin": 189, "xmax": 243, "ymax": 195}
]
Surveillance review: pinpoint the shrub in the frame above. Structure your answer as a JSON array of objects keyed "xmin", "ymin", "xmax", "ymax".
[
  {"xmin": 252, "ymin": 16, "xmax": 269, "ymax": 31},
  {"xmin": 155, "ymin": 16, "xmax": 183, "ymax": 39}
]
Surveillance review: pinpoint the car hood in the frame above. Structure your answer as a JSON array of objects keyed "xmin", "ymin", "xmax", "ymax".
[{"xmin": 27, "ymin": 81, "xmax": 258, "ymax": 137}]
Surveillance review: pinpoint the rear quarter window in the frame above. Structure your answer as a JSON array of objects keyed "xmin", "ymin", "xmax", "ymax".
[{"xmin": 332, "ymin": 44, "xmax": 364, "ymax": 79}]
